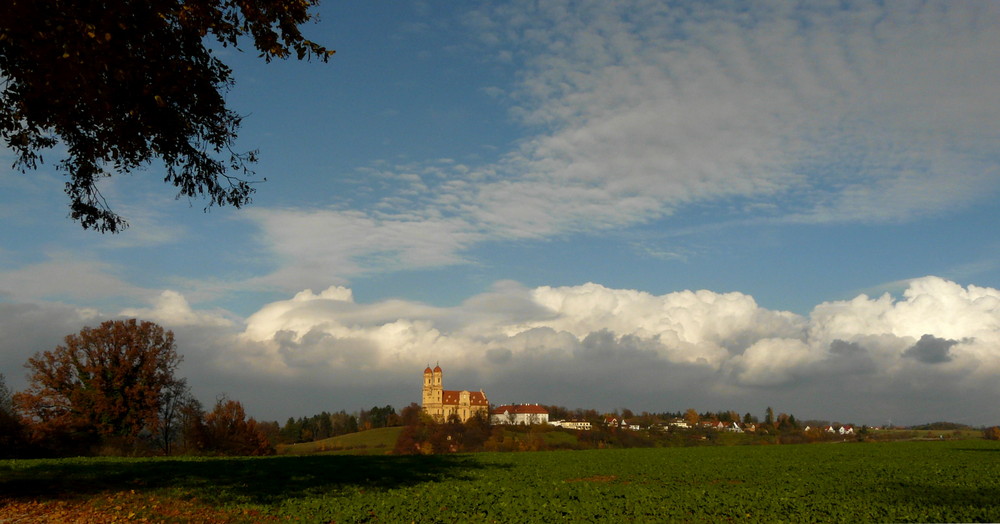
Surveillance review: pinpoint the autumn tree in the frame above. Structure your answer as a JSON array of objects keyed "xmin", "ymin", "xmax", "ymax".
[
  {"xmin": 0, "ymin": 0, "xmax": 334, "ymax": 232},
  {"xmin": 175, "ymin": 396, "xmax": 208, "ymax": 454},
  {"xmin": 15, "ymin": 319, "xmax": 183, "ymax": 454},
  {"xmin": 0, "ymin": 373, "xmax": 26, "ymax": 457},
  {"xmin": 363, "ymin": 405, "xmax": 398, "ymax": 429},
  {"xmin": 202, "ymin": 396, "xmax": 273, "ymax": 456},
  {"xmin": 684, "ymin": 408, "xmax": 700, "ymax": 427},
  {"xmin": 399, "ymin": 402, "xmax": 423, "ymax": 427},
  {"xmin": 154, "ymin": 378, "xmax": 195, "ymax": 455}
]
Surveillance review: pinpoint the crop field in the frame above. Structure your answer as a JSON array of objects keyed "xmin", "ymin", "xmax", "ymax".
[{"xmin": 2, "ymin": 439, "xmax": 999, "ymax": 522}]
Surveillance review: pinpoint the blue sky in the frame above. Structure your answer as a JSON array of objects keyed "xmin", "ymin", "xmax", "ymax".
[{"xmin": 3, "ymin": 0, "xmax": 1000, "ymax": 426}]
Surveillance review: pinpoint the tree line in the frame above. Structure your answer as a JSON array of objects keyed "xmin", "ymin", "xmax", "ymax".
[
  {"xmin": 276, "ymin": 405, "xmax": 401, "ymax": 445},
  {"xmin": 0, "ymin": 320, "xmax": 271, "ymax": 457},
  {"xmin": 0, "ymin": 319, "xmax": 411, "ymax": 458},
  {"xmin": 4, "ymin": 319, "xmax": 996, "ymax": 458}
]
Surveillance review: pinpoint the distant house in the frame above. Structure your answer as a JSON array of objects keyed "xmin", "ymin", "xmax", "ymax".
[
  {"xmin": 558, "ymin": 420, "xmax": 592, "ymax": 431},
  {"xmin": 668, "ymin": 419, "xmax": 690, "ymax": 429},
  {"xmin": 603, "ymin": 417, "xmax": 640, "ymax": 430},
  {"xmin": 839, "ymin": 425, "xmax": 854, "ymax": 435},
  {"xmin": 491, "ymin": 404, "xmax": 550, "ymax": 425},
  {"xmin": 604, "ymin": 417, "xmax": 625, "ymax": 429}
]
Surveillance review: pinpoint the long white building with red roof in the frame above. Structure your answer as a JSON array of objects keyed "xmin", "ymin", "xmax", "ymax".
[
  {"xmin": 491, "ymin": 404, "xmax": 550, "ymax": 425},
  {"xmin": 421, "ymin": 365, "xmax": 489, "ymax": 423}
]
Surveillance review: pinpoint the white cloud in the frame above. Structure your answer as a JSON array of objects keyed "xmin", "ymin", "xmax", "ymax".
[
  {"xmin": 731, "ymin": 338, "xmax": 818, "ymax": 387},
  {"xmin": 810, "ymin": 276, "xmax": 1000, "ymax": 345},
  {"xmin": 120, "ymin": 290, "xmax": 235, "ymax": 328},
  {"xmin": 0, "ymin": 253, "xmax": 148, "ymax": 302},
  {"xmin": 4, "ymin": 275, "xmax": 998, "ymax": 424},
  {"xmin": 244, "ymin": 1, "xmax": 1000, "ymax": 289},
  {"xmin": 194, "ymin": 275, "xmax": 1000, "ymax": 424},
  {"xmin": 243, "ymin": 207, "xmax": 482, "ymax": 290},
  {"xmin": 494, "ymin": 0, "xmax": 1000, "ymax": 225}
]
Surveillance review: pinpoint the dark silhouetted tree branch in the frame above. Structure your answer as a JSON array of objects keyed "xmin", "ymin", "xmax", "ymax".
[{"xmin": 0, "ymin": 0, "xmax": 334, "ymax": 232}]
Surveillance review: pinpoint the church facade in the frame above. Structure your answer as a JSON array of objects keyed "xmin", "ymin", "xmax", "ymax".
[{"xmin": 421, "ymin": 365, "xmax": 488, "ymax": 423}]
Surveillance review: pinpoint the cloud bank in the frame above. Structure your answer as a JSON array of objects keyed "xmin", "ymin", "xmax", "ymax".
[{"xmin": 5, "ymin": 276, "xmax": 990, "ymax": 425}]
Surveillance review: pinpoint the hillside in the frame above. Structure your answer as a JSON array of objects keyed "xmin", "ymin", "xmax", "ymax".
[{"xmin": 277, "ymin": 426, "xmax": 404, "ymax": 455}]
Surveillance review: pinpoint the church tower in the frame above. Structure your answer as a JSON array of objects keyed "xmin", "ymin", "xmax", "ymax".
[
  {"xmin": 420, "ymin": 364, "xmax": 486, "ymax": 422},
  {"xmin": 421, "ymin": 366, "xmax": 433, "ymax": 406},
  {"xmin": 432, "ymin": 364, "xmax": 442, "ymax": 397},
  {"xmin": 422, "ymin": 364, "xmax": 444, "ymax": 419}
]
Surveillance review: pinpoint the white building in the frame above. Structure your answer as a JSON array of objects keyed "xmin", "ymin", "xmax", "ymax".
[
  {"xmin": 491, "ymin": 404, "xmax": 550, "ymax": 425},
  {"xmin": 556, "ymin": 420, "xmax": 592, "ymax": 430}
]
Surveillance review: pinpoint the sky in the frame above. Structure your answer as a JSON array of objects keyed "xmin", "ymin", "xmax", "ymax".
[{"xmin": 2, "ymin": 0, "xmax": 1000, "ymax": 427}]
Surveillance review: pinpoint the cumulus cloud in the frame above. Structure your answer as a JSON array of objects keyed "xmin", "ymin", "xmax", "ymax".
[
  {"xmin": 903, "ymin": 334, "xmax": 958, "ymax": 364},
  {"xmin": 120, "ymin": 290, "xmax": 235, "ymax": 328},
  {"xmin": 179, "ymin": 275, "xmax": 998, "ymax": 425},
  {"xmin": 4, "ymin": 276, "xmax": 998, "ymax": 424}
]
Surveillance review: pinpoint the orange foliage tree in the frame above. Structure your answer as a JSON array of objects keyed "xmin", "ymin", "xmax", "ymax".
[
  {"xmin": 15, "ymin": 319, "xmax": 183, "ymax": 453},
  {"xmin": 201, "ymin": 396, "xmax": 273, "ymax": 456}
]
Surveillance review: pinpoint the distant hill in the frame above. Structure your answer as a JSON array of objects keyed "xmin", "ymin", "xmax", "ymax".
[
  {"xmin": 277, "ymin": 426, "xmax": 404, "ymax": 455},
  {"xmin": 909, "ymin": 422, "xmax": 973, "ymax": 431}
]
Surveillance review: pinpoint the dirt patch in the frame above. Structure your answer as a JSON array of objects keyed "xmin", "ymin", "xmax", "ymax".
[
  {"xmin": 0, "ymin": 491, "xmax": 277, "ymax": 523},
  {"xmin": 565, "ymin": 475, "xmax": 619, "ymax": 483}
]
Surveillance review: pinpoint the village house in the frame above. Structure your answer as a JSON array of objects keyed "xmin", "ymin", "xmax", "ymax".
[
  {"xmin": 602, "ymin": 417, "xmax": 643, "ymax": 431},
  {"xmin": 553, "ymin": 420, "xmax": 592, "ymax": 430},
  {"xmin": 604, "ymin": 417, "xmax": 625, "ymax": 429},
  {"xmin": 491, "ymin": 404, "xmax": 550, "ymax": 425},
  {"xmin": 421, "ymin": 365, "xmax": 489, "ymax": 423}
]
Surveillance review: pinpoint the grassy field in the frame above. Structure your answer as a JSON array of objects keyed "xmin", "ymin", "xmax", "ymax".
[{"xmin": 2, "ymin": 439, "xmax": 999, "ymax": 522}]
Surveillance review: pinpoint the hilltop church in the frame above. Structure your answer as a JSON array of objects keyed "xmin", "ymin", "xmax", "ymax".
[{"xmin": 421, "ymin": 365, "xmax": 488, "ymax": 423}]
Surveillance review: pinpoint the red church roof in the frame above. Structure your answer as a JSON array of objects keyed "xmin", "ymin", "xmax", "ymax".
[
  {"xmin": 492, "ymin": 404, "xmax": 549, "ymax": 415},
  {"xmin": 441, "ymin": 390, "xmax": 488, "ymax": 406}
]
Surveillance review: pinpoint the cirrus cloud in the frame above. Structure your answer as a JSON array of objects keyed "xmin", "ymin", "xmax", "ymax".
[{"xmin": 245, "ymin": 1, "xmax": 1000, "ymax": 293}]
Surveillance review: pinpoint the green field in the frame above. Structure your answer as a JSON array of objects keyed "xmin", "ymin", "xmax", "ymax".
[{"xmin": 2, "ymin": 439, "xmax": 999, "ymax": 522}]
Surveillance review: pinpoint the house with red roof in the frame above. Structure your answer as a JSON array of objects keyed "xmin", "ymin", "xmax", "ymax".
[{"xmin": 491, "ymin": 404, "xmax": 550, "ymax": 425}]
